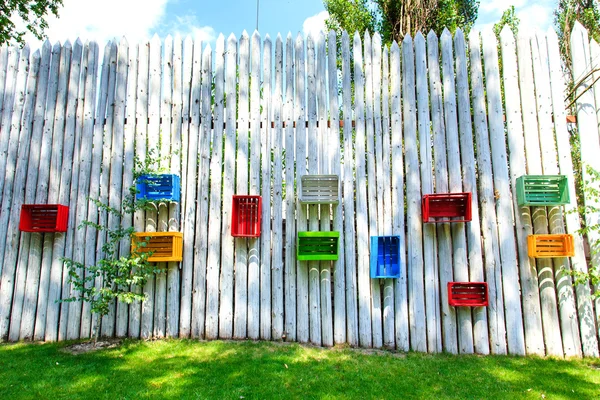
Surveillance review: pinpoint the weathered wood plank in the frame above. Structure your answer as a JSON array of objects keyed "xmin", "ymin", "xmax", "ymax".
[
  {"xmin": 141, "ymin": 35, "xmax": 161, "ymax": 339},
  {"xmin": 517, "ymin": 31, "xmax": 563, "ymax": 357},
  {"xmin": 234, "ymin": 32, "xmax": 249, "ymax": 339},
  {"xmin": 391, "ymin": 40, "xmax": 409, "ymax": 351},
  {"xmin": 0, "ymin": 47, "xmax": 19, "ymax": 207},
  {"xmin": 7, "ymin": 49, "xmax": 39, "ymax": 342},
  {"xmin": 468, "ymin": 31, "xmax": 507, "ymax": 355},
  {"xmin": 219, "ymin": 34, "xmax": 237, "ymax": 339},
  {"xmin": 416, "ymin": 32, "xmax": 440, "ymax": 353},
  {"xmin": 499, "ymin": 27, "xmax": 544, "ymax": 356},
  {"xmin": 116, "ymin": 40, "xmax": 136, "ymax": 338},
  {"xmin": 64, "ymin": 41, "xmax": 93, "ymax": 340},
  {"xmin": 380, "ymin": 44, "xmax": 395, "ymax": 349},
  {"xmin": 206, "ymin": 36, "xmax": 225, "ymax": 340},
  {"xmin": 549, "ymin": 27, "xmax": 598, "ymax": 357},
  {"xmin": 102, "ymin": 38, "xmax": 127, "ymax": 338},
  {"xmin": 306, "ymin": 34, "xmax": 321, "ymax": 346},
  {"xmin": 341, "ymin": 31, "xmax": 358, "ymax": 347},
  {"xmin": 454, "ymin": 29, "xmax": 489, "ymax": 355},
  {"xmin": 81, "ymin": 42, "xmax": 111, "ymax": 339},
  {"xmin": 59, "ymin": 39, "xmax": 84, "ymax": 341},
  {"xmin": 317, "ymin": 31, "xmax": 333, "ymax": 347},
  {"xmin": 427, "ymin": 31, "xmax": 457, "ymax": 354},
  {"xmin": 295, "ymin": 33, "xmax": 309, "ymax": 344},
  {"xmin": 403, "ymin": 34, "xmax": 426, "ymax": 352},
  {"xmin": 441, "ymin": 29, "xmax": 473, "ymax": 354},
  {"xmin": 44, "ymin": 42, "xmax": 72, "ymax": 342},
  {"xmin": 19, "ymin": 42, "xmax": 52, "ymax": 341},
  {"xmin": 354, "ymin": 32, "xmax": 372, "ymax": 347},
  {"xmin": 270, "ymin": 35, "xmax": 283, "ymax": 340},
  {"xmin": 193, "ymin": 42, "xmax": 211, "ymax": 339},
  {"xmin": 154, "ymin": 36, "xmax": 172, "ymax": 339},
  {"xmin": 130, "ymin": 40, "xmax": 149, "ymax": 339},
  {"xmin": 95, "ymin": 41, "xmax": 117, "ymax": 339},
  {"xmin": 365, "ymin": 32, "xmax": 382, "ymax": 349},
  {"xmin": 284, "ymin": 33, "xmax": 297, "ymax": 342},
  {"xmin": 328, "ymin": 30, "xmax": 346, "ymax": 346},
  {"xmin": 179, "ymin": 36, "xmax": 196, "ymax": 338},
  {"xmin": 0, "ymin": 46, "xmax": 29, "ymax": 340},
  {"xmin": 532, "ymin": 32, "xmax": 580, "ymax": 356},
  {"xmin": 482, "ymin": 29, "xmax": 525, "ymax": 355},
  {"xmin": 166, "ymin": 35, "xmax": 182, "ymax": 339}
]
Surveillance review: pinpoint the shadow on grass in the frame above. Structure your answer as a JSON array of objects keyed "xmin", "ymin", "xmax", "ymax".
[{"xmin": 1, "ymin": 340, "xmax": 599, "ymax": 399}]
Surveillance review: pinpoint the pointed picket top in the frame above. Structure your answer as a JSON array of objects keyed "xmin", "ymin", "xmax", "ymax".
[
  {"xmin": 426, "ymin": 30, "xmax": 437, "ymax": 45},
  {"xmin": 242, "ymin": 30, "xmax": 249, "ymax": 40},
  {"xmin": 42, "ymin": 39, "xmax": 51, "ymax": 53},
  {"xmin": 296, "ymin": 32, "xmax": 304, "ymax": 48},
  {"xmin": 318, "ymin": 30, "xmax": 325, "ymax": 48},
  {"xmin": 151, "ymin": 33, "xmax": 160, "ymax": 43},
  {"xmin": 252, "ymin": 29, "xmax": 261, "ymax": 42},
  {"xmin": 414, "ymin": 31, "xmax": 425, "ymax": 43},
  {"xmin": 441, "ymin": 28, "xmax": 452, "ymax": 48},
  {"xmin": 185, "ymin": 35, "xmax": 194, "ymax": 48},
  {"xmin": 353, "ymin": 31, "xmax": 361, "ymax": 44},
  {"xmin": 373, "ymin": 31, "xmax": 381, "ymax": 46},
  {"xmin": 275, "ymin": 33, "xmax": 282, "ymax": 47},
  {"xmin": 455, "ymin": 27, "xmax": 464, "ymax": 40},
  {"xmin": 364, "ymin": 30, "xmax": 371, "ymax": 43},
  {"xmin": 63, "ymin": 40, "xmax": 72, "ymax": 50},
  {"xmin": 216, "ymin": 33, "xmax": 225, "ymax": 51},
  {"xmin": 227, "ymin": 32, "xmax": 237, "ymax": 45},
  {"xmin": 165, "ymin": 34, "xmax": 173, "ymax": 46},
  {"xmin": 341, "ymin": 30, "xmax": 349, "ymax": 43},
  {"xmin": 546, "ymin": 26, "xmax": 559, "ymax": 42},
  {"xmin": 32, "ymin": 49, "xmax": 41, "ymax": 60},
  {"xmin": 403, "ymin": 32, "xmax": 413, "ymax": 46},
  {"xmin": 265, "ymin": 33, "xmax": 272, "ymax": 46},
  {"xmin": 119, "ymin": 36, "xmax": 129, "ymax": 48},
  {"xmin": 174, "ymin": 33, "xmax": 182, "ymax": 43},
  {"xmin": 468, "ymin": 29, "xmax": 480, "ymax": 44},
  {"xmin": 441, "ymin": 27, "xmax": 452, "ymax": 39},
  {"xmin": 500, "ymin": 25, "xmax": 515, "ymax": 42},
  {"xmin": 391, "ymin": 39, "xmax": 399, "ymax": 53},
  {"xmin": 571, "ymin": 20, "xmax": 588, "ymax": 37},
  {"xmin": 286, "ymin": 32, "xmax": 292, "ymax": 41},
  {"xmin": 73, "ymin": 38, "xmax": 83, "ymax": 49},
  {"xmin": 328, "ymin": 29, "xmax": 336, "ymax": 45},
  {"xmin": 203, "ymin": 42, "xmax": 212, "ymax": 55}
]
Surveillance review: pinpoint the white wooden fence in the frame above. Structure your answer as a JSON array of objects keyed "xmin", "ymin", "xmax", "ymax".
[{"xmin": 0, "ymin": 23, "xmax": 599, "ymax": 357}]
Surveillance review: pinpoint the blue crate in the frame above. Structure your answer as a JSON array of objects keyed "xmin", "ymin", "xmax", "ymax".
[
  {"xmin": 136, "ymin": 174, "xmax": 181, "ymax": 202},
  {"xmin": 370, "ymin": 235, "xmax": 401, "ymax": 278}
]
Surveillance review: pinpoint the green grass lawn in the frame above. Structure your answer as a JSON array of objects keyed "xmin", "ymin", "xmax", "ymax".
[{"xmin": 1, "ymin": 339, "xmax": 599, "ymax": 399}]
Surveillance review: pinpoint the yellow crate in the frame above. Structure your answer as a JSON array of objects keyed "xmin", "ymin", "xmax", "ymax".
[
  {"xmin": 132, "ymin": 232, "xmax": 183, "ymax": 262},
  {"xmin": 527, "ymin": 234, "xmax": 574, "ymax": 258}
]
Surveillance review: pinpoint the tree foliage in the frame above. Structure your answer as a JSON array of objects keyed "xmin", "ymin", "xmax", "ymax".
[
  {"xmin": 554, "ymin": 0, "xmax": 600, "ymax": 74},
  {"xmin": 324, "ymin": 0, "xmax": 479, "ymax": 44},
  {"xmin": 1, "ymin": 0, "xmax": 63, "ymax": 46},
  {"xmin": 493, "ymin": 6, "xmax": 520, "ymax": 39}
]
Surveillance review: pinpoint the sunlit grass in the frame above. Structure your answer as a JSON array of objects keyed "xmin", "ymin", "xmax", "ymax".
[{"xmin": 1, "ymin": 339, "xmax": 599, "ymax": 399}]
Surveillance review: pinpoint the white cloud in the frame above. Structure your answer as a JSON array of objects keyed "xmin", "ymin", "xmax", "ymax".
[
  {"xmin": 475, "ymin": 0, "xmax": 555, "ymax": 32},
  {"xmin": 161, "ymin": 15, "xmax": 216, "ymax": 43},
  {"xmin": 302, "ymin": 10, "xmax": 329, "ymax": 39},
  {"xmin": 14, "ymin": 0, "xmax": 215, "ymax": 48}
]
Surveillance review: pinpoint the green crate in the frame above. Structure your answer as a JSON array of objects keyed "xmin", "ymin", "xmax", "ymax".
[
  {"xmin": 516, "ymin": 175, "xmax": 569, "ymax": 206},
  {"xmin": 297, "ymin": 231, "xmax": 340, "ymax": 261}
]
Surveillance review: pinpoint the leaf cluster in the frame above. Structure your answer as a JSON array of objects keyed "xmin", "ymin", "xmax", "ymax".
[{"xmin": 1, "ymin": 0, "xmax": 63, "ymax": 46}]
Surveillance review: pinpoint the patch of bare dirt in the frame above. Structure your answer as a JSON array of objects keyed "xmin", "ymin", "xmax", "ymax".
[{"xmin": 61, "ymin": 338, "xmax": 122, "ymax": 355}]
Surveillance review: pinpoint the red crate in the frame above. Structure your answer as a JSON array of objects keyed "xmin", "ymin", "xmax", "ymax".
[
  {"xmin": 448, "ymin": 282, "xmax": 488, "ymax": 307},
  {"xmin": 231, "ymin": 195, "xmax": 262, "ymax": 237},
  {"xmin": 422, "ymin": 192, "xmax": 472, "ymax": 223},
  {"xmin": 19, "ymin": 204, "xmax": 69, "ymax": 232}
]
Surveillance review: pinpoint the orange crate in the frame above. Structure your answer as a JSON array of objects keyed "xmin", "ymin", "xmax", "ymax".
[
  {"xmin": 527, "ymin": 234, "xmax": 574, "ymax": 258},
  {"xmin": 131, "ymin": 232, "xmax": 183, "ymax": 262}
]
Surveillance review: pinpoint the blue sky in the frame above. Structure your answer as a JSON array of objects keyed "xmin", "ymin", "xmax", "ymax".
[{"xmin": 20, "ymin": 0, "xmax": 558, "ymax": 48}]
